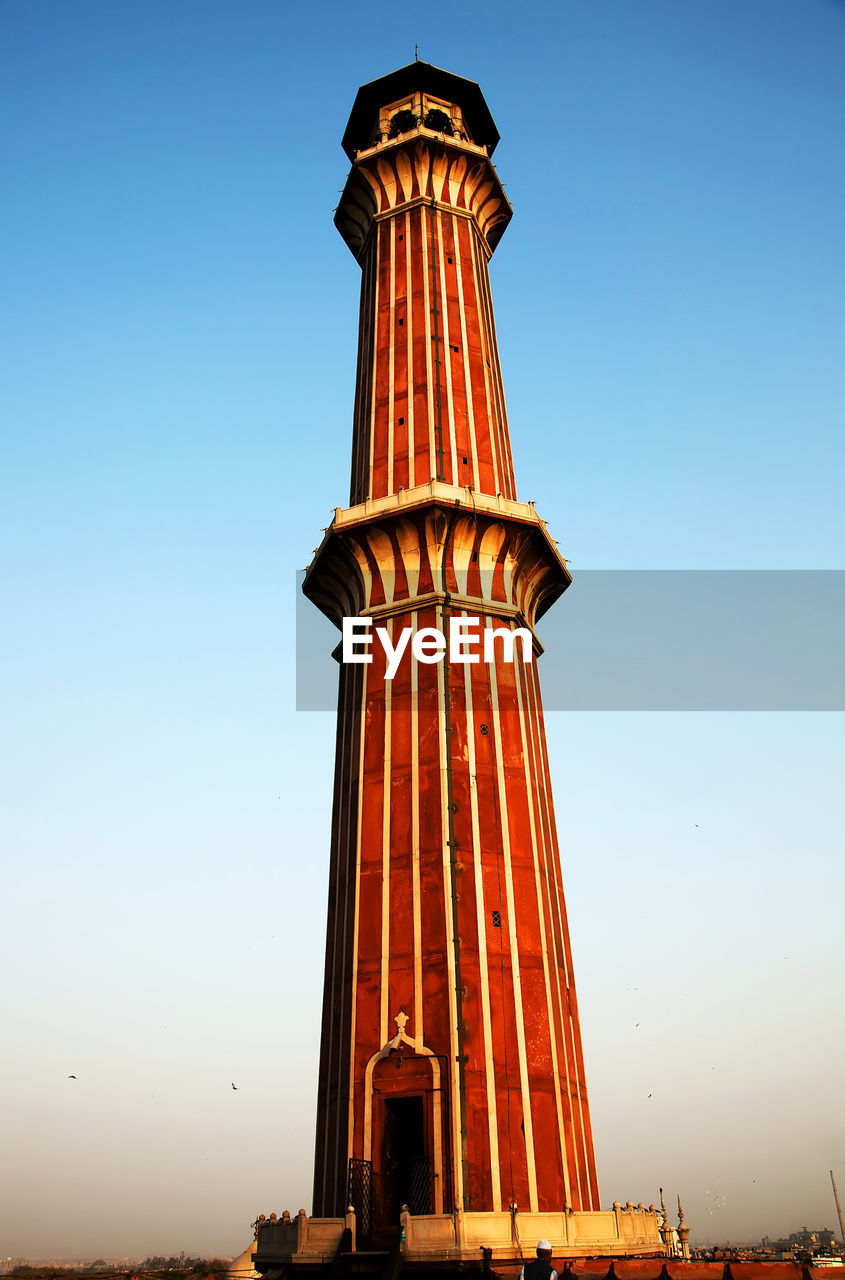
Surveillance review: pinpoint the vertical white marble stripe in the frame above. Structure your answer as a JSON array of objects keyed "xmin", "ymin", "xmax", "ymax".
[
  {"xmin": 355, "ymin": 246, "xmax": 368, "ymax": 502},
  {"xmin": 421, "ymin": 206, "xmax": 437, "ymax": 483},
  {"xmin": 350, "ymin": 263, "xmax": 364, "ymax": 503},
  {"xmin": 322, "ymin": 667, "xmax": 352, "ymax": 1208},
  {"xmin": 527, "ymin": 660, "xmax": 575, "ymax": 985},
  {"xmin": 522, "ymin": 657, "xmax": 585, "ymax": 1201},
  {"xmin": 468, "ymin": 230, "xmax": 502, "ymax": 498},
  {"xmin": 410, "ymin": 608, "xmax": 423, "ymax": 1043},
  {"xmin": 436, "ymin": 601, "xmax": 464, "ymax": 1211},
  {"xmin": 524, "ymin": 659, "xmax": 571, "ymax": 997},
  {"xmin": 513, "ymin": 651, "xmax": 571, "ymax": 1207},
  {"xmin": 405, "ymin": 209, "xmax": 415, "ymax": 490},
  {"xmin": 380, "ymin": 616, "xmax": 392, "ymax": 1046},
  {"xmin": 452, "ymin": 213, "xmax": 480, "ymax": 491},
  {"xmin": 434, "ymin": 210, "xmax": 459, "ymax": 486},
  {"xmin": 486, "ymin": 246, "xmax": 513, "ymax": 496},
  {"xmin": 387, "ymin": 220, "xmax": 396, "ymax": 495},
  {"xmin": 353, "ymin": 246, "xmax": 373, "ymax": 503},
  {"xmin": 485, "ymin": 618, "xmax": 538, "ymax": 1212},
  {"xmin": 570, "ymin": 1008, "xmax": 594, "ymax": 1207},
  {"xmin": 347, "ymin": 661, "xmax": 369, "ymax": 1161},
  {"xmin": 366, "ymin": 245, "xmax": 377, "ymax": 499},
  {"xmin": 368, "ymin": 230, "xmax": 381, "ymax": 497},
  {"xmin": 477, "ymin": 244, "xmax": 515, "ymax": 496},
  {"xmin": 461, "ymin": 623, "xmax": 502, "ymax": 1211}
]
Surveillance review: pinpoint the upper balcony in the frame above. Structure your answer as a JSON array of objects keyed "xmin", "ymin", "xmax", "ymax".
[
  {"xmin": 350, "ymin": 89, "xmax": 489, "ymax": 165},
  {"xmin": 341, "ymin": 60, "xmax": 500, "ymax": 161},
  {"xmin": 335, "ymin": 65, "xmax": 512, "ymax": 259}
]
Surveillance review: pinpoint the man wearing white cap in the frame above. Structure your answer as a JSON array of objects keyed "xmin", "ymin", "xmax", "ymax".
[{"xmin": 519, "ymin": 1240, "xmax": 557, "ymax": 1280}]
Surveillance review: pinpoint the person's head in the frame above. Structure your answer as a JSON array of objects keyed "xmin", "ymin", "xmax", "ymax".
[{"xmin": 537, "ymin": 1240, "xmax": 552, "ymax": 1261}]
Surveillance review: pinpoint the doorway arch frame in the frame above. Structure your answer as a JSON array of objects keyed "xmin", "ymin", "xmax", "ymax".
[{"xmin": 363, "ymin": 1011, "xmax": 444, "ymax": 1214}]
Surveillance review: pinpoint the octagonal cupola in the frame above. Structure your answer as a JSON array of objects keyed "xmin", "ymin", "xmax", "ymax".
[
  {"xmin": 341, "ymin": 60, "xmax": 500, "ymax": 159},
  {"xmin": 335, "ymin": 60, "xmax": 511, "ymax": 261}
]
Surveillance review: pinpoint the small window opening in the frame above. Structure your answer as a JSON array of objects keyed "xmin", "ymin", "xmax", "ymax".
[
  {"xmin": 424, "ymin": 108, "xmax": 454, "ymax": 135},
  {"xmin": 451, "ymin": 344, "xmax": 460, "ymax": 353},
  {"xmin": 398, "ymin": 234, "xmax": 404, "ymax": 241},
  {"xmin": 491, "ymin": 910, "xmax": 502, "ymax": 928},
  {"xmin": 398, "ymin": 317, "xmax": 404, "ymax": 325},
  {"xmin": 447, "ymin": 256, "xmax": 453, "ymax": 264},
  {"xmin": 389, "ymin": 109, "xmax": 418, "ymax": 138},
  {"xmin": 398, "ymin": 417, "xmax": 404, "ymax": 425},
  {"xmin": 480, "ymin": 723, "xmax": 489, "ymax": 736}
]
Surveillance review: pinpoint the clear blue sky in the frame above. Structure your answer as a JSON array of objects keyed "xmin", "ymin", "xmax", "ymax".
[{"xmin": 1, "ymin": 0, "xmax": 843, "ymax": 1261}]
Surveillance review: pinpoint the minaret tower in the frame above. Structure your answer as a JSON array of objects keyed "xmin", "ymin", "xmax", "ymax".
[{"xmin": 305, "ymin": 61, "xmax": 600, "ymax": 1234}]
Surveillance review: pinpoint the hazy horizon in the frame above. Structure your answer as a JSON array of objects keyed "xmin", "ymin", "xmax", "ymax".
[{"xmin": 2, "ymin": 0, "xmax": 843, "ymax": 1261}]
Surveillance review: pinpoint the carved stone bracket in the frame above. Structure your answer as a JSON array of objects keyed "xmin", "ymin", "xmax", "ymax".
[
  {"xmin": 303, "ymin": 484, "xmax": 570, "ymax": 635},
  {"xmin": 335, "ymin": 135, "xmax": 512, "ymax": 260}
]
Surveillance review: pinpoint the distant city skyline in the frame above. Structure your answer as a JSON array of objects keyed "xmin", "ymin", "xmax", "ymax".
[
  {"xmin": 1, "ymin": 0, "xmax": 843, "ymax": 1261},
  {"xmin": 3, "ymin": 1211, "xmax": 844, "ymax": 1268}
]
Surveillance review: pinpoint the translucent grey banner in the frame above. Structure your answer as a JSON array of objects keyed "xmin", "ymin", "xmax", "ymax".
[{"xmin": 295, "ymin": 571, "xmax": 844, "ymax": 711}]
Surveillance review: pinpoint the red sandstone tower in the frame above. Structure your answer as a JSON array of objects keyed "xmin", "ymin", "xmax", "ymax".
[{"xmin": 305, "ymin": 61, "xmax": 601, "ymax": 1240}]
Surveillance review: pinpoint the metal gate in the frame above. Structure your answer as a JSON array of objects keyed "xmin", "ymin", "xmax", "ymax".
[
  {"xmin": 347, "ymin": 1157, "xmax": 372, "ymax": 1236},
  {"xmin": 407, "ymin": 1156, "xmax": 432, "ymax": 1215}
]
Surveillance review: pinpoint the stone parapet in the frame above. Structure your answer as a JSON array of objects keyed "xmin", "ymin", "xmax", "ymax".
[
  {"xmin": 253, "ymin": 1206, "xmax": 663, "ymax": 1269},
  {"xmin": 399, "ymin": 1205, "xmax": 664, "ymax": 1261},
  {"xmin": 252, "ymin": 1208, "xmax": 354, "ymax": 1267}
]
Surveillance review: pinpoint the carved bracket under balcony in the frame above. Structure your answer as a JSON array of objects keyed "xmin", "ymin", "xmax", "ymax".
[
  {"xmin": 335, "ymin": 137, "xmax": 512, "ymax": 260},
  {"xmin": 302, "ymin": 483, "xmax": 570, "ymax": 636}
]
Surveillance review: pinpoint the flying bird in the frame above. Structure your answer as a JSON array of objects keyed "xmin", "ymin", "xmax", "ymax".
[
  {"xmin": 68, "ymin": 1074, "xmax": 76, "ymax": 1079},
  {"xmin": 231, "ymin": 1082, "xmax": 239, "ymax": 1090}
]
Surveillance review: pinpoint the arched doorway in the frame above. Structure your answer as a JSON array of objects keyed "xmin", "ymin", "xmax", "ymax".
[
  {"xmin": 372, "ymin": 1051, "xmax": 434, "ymax": 1222},
  {"xmin": 352, "ymin": 1015, "xmax": 446, "ymax": 1241}
]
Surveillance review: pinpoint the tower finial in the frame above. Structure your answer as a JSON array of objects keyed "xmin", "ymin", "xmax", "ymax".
[
  {"xmin": 676, "ymin": 1194, "xmax": 691, "ymax": 1259},
  {"xmin": 414, "ymin": 42, "xmax": 419, "ymax": 61}
]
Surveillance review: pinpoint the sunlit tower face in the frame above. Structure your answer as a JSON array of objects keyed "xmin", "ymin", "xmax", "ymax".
[
  {"xmin": 305, "ymin": 61, "xmax": 600, "ymax": 1236},
  {"xmin": 335, "ymin": 66, "xmax": 515, "ymax": 506}
]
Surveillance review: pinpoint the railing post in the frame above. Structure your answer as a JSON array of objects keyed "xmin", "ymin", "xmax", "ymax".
[{"xmin": 345, "ymin": 1203, "xmax": 357, "ymax": 1252}]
